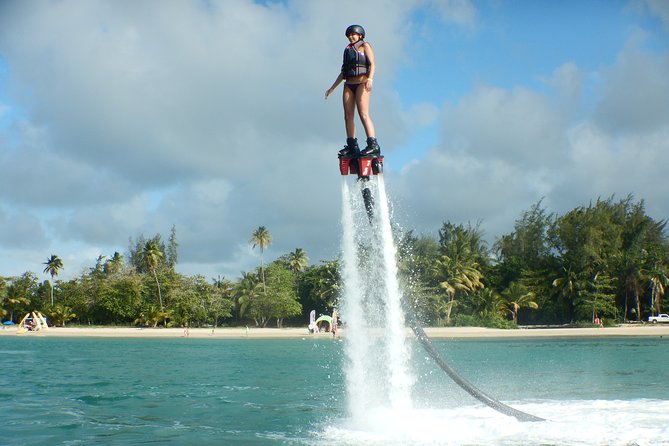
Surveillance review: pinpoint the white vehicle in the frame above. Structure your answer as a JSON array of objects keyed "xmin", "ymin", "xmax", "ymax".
[{"xmin": 648, "ymin": 314, "xmax": 669, "ymax": 324}]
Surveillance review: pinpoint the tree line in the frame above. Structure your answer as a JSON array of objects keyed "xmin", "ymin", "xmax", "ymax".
[{"xmin": 1, "ymin": 196, "xmax": 667, "ymax": 328}]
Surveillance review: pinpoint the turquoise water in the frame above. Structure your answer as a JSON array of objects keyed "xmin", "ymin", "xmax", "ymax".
[{"xmin": 1, "ymin": 336, "xmax": 668, "ymax": 445}]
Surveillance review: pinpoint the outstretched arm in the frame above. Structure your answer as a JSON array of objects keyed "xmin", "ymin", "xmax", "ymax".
[{"xmin": 325, "ymin": 73, "xmax": 344, "ymax": 99}]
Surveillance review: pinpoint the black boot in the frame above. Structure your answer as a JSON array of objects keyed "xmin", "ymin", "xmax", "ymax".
[
  {"xmin": 360, "ymin": 137, "xmax": 381, "ymax": 157},
  {"xmin": 338, "ymin": 137, "xmax": 360, "ymax": 158}
]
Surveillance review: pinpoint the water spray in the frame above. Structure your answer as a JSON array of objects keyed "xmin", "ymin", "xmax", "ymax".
[{"xmin": 339, "ymin": 171, "xmax": 544, "ymax": 423}]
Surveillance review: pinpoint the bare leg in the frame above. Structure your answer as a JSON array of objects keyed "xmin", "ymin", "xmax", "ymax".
[
  {"xmin": 342, "ymin": 84, "xmax": 357, "ymax": 138},
  {"xmin": 355, "ymin": 85, "xmax": 375, "ymax": 138}
]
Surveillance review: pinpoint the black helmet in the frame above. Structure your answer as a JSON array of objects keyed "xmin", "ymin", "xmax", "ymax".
[{"xmin": 345, "ymin": 24, "xmax": 365, "ymax": 38}]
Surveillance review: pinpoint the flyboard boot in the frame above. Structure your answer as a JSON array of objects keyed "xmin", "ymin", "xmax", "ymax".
[
  {"xmin": 359, "ymin": 137, "xmax": 381, "ymax": 157},
  {"xmin": 358, "ymin": 137, "xmax": 383, "ymax": 178},
  {"xmin": 338, "ymin": 136, "xmax": 384, "ymax": 223},
  {"xmin": 338, "ymin": 137, "xmax": 360, "ymax": 158},
  {"xmin": 338, "ymin": 136, "xmax": 383, "ymax": 177}
]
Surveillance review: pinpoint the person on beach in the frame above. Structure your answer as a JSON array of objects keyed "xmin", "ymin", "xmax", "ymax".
[{"xmin": 325, "ymin": 24, "xmax": 381, "ymax": 158}]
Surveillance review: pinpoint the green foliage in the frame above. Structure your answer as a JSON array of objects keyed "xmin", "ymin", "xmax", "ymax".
[
  {"xmin": 572, "ymin": 271, "xmax": 617, "ymax": 322},
  {"xmin": 43, "ymin": 254, "xmax": 64, "ymax": 305},
  {"xmin": 134, "ymin": 305, "xmax": 171, "ymax": 328},
  {"xmin": 398, "ymin": 231, "xmax": 439, "ymax": 280},
  {"xmin": 246, "ymin": 262, "xmax": 302, "ymax": 328},
  {"xmin": 5, "ymin": 272, "xmax": 37, "ymax": 321},
  {"xmin": 128, "ymin": 233, "xmax": 166, "ymax": 273},
  {"xmin": 2, "ymin": 196, "xmax": 667, "ymax": 329},
  {"xmin": 47, "ymin": 304, "xmax": 76, "ymax": 327},
  {"xmin": 494, "ymin": 199, "xmax": 553, "ymax": 287},
  {"xmin": 43, "ymin": 255, "xmax": 64, "ymax": 279},
  {"xmin": 58, "ymin": 278, "xmax": 93, "ymax": 324},
  {"xmin": 96, "ymin": 271, "xmax": 144, "ymax": 323},
  {"xmin": 424, "ymin": 222, "xmax": 488, "ymax": 324},
  {"xmin": 167, "ymin": 275, "xmax": 233, "ymax": 327},
  {"xmin": 451, "ymin": 314, "xmax": 516, "ymax": 329},
  {"xmin": 167, "ymin": 225, "xmax": 179, "ymax": 268},
  {"xmin": 297, "ymin": 261, "xmax": 340, "ymax": 318},
  {"xmin": 280, "ymin": 248, "xmax": 309, "ymax": 274},
  {"xmin": 251, "ymin": 226, "xmax": 272, "ymax": 293},
  {"xmin": 501, "ymin": 281, "xmax": 539, "ymax": 324},
  {"xmin": 0, "ymin": 278, "xmax": 7, "ymax": 320},
  {"xmin": 197, "ymin": 275, "xmax": 235, "ymax": 328},
  {"xmin": 235, "ymin": 271, "xmax": 262, "ymax": 321},
  {"xmin": 398, "ymin": 196, "xmax": 668, "ymax": 326},
  {"xmin": 143, "ymin": 239, "xmax": 165, "ymax": 310}
]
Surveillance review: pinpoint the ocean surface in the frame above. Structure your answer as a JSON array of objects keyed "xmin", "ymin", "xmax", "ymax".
[{"xmin": 1, "ymin": 335, "xmax": 668, "ymax": 445}]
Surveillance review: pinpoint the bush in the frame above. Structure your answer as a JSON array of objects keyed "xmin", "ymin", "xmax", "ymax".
[{"xmin": 450, "ymin": 314, "xmax": 517, "ymax": 329}]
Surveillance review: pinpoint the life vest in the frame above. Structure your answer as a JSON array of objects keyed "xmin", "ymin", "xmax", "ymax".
[{"xmin": 341, "ymin": 40, "xmax": 369, "ymax": 79}]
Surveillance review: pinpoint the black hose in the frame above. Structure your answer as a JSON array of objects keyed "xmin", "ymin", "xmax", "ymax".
[
  {"xmin": 359, "ymin": 180, "xmax": 374, "ymax": 223},
  {"xmin": 406, "ymin": 311, "xmax": 545, "ymax": 422},
  {"xmin": 354, "ymin": 174, "xmax": 542, "ymax": 421}
]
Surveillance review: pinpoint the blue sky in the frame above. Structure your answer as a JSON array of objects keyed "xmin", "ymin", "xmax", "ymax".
[
  {"xmin": 0, "ymin": 0, "xmax": 668, "ymax": 283},
  {"xmin": 392, "ymin": 0, "xmax": 668, "ymax": 164}
]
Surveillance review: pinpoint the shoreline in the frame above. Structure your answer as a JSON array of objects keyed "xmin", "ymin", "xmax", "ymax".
[{"xmin": 2, "ymin": 324, "xmax": 669, "ymax": 339}]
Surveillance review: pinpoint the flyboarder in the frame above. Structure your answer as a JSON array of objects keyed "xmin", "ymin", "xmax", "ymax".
[
  {"xmin": 327, "ymin": 24, "xmax": 383, "ymax": 223},
  {"xmin": 325, "ymin": 24, "xmax": 381, "ymax": 158}
]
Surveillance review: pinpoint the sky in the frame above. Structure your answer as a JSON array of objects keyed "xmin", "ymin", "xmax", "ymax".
[{"xmin": 0, "ymin": 0, "xmax": 668, "ymax": 283}]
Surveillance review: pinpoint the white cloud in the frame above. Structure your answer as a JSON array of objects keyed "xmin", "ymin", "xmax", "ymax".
[
  {"xmin": 594, "ymin": 36, "xmax": 669, "ymax": 133},
  {"xmin": 441, "ymin": 84, "xmax": 568, "ymax": 168},
  {"xmin": 545, "ymin": 62, "xmax": 584, "ymax": 113},
  {"xmin": 0, "ymin": 205, "xmax": 48, "ymax": 249},
  {"xmin": 555, "ymin": 122, "xmax": 669, "ymax": 214},
  {"xmin": 636, "ymin": 0, "xmax": 669, "ymax": 29},
  {"xmin": 0, "ymin": 0, "xmax": 420, "ymax": 279},
  {"xmin": 0, "ymin": 0, "xmax": 667, "ymax": 282},
  {"xmin": 391, "ymin": 36, "xmax": 669, "ymax": 242},
  {"xmin": 426, "ymin": 0, "xmax": 477, "ymax": 27}
]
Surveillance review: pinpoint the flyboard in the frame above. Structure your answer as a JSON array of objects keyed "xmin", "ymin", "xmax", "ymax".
[{"xmin": 338, "ymin": 150, "xmax": 544, "ymax": 423}]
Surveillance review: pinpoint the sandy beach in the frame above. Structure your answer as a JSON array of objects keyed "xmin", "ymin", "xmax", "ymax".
[{"xmin": 2, "ymin": 324, "xmax": 669, "ymax": 339}]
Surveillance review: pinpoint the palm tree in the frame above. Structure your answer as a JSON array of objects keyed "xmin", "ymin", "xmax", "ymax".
[
  {"xmin": 316, "ymin": 260, "xmax": 341, "ymax": 311},
  {"xmin": 5, "ymin": 295, "xmax": 29, "ymax": 322},
  {"xmin": 143, "ymin": 241, "xmax": 164, "ymax": 310},
  {"xmin": 48, "ymin": 304, "xmax": 76, "ymax": 327},
  {"xmin": 203, "ymin": 276, "xmax": 234, "ymax": 331},
  {"xmin": 434, "ymin": 298, "xmax": 455, "ymax": 326},
  {"xmin": 235, "ymin": 272, "xmax": 262, "ymax": 322},
  {"xmin": 647, "ymin": 262, "xmax": 668, "ymax": 316},
  {"xmin": 43, "ymin": 255, "xmax": 64, "ymax": 306},
  {"xmin": 134, "ymin": 305, "xmax": 170, "ymax": 328},
  {"xmin": 104, "ymin": 251, "xmax": 124, "ymax": 275},
  {"xmin": 472, "ymin": 288, "xmax": 507, "ymax": 320},
  {"xmin": 432, "ymin": 254, "xmax": 484, "ymax": 324},
  {"xmin": 287, "ymin": 248, "xmax": 309, "ymax": 274},
  {"xmin": 250, "ymin": 226, "xmax": 272, "ymax": 292},
  {"xmin": 622, "ymin": 262, "xmax": 643, "ymax": 322},
  {"xmin": 93, "ymin": 255, "xmax": 106, "ymax": 274},
  {"xmin": 502, "ymin": 281, "xmax": 539, "ymax": 324},
  {"xmin": 0, "ymin": 278, "xmax": 9, "ymax": 321},
  {"xmin": 552, "ymin": 265, "xmax": 578, "ymax": 321}
]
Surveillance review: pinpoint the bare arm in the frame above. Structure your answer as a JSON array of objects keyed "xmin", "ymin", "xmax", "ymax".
[
  {"xmin": 325, "ymin": 73, "xmax": 344, "ymax": 99},
  {"xmin": 364, "ymin": 42, "xmax": 375, "ymax": 91}
]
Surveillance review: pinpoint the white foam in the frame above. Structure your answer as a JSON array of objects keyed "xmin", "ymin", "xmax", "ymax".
[
  {"xmin": 336, "ymin": 177, "xmax": 668, "ymax": 445},
  {"xmin": 318, "ymin": 399, "xmax": 669, "ymax": 445},
  {"xmin": 339, "ymin": 178, "xmax": 414, "ymax": 417}
]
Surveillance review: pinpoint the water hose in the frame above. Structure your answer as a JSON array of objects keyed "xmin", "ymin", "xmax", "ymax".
[
  {"xmin": 405, "ymin": 311, "xmax": 545, "ymax": 422},
  {"xmin": 348, "ymin": 172, "xmax": 543, "ymax": 422}
]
